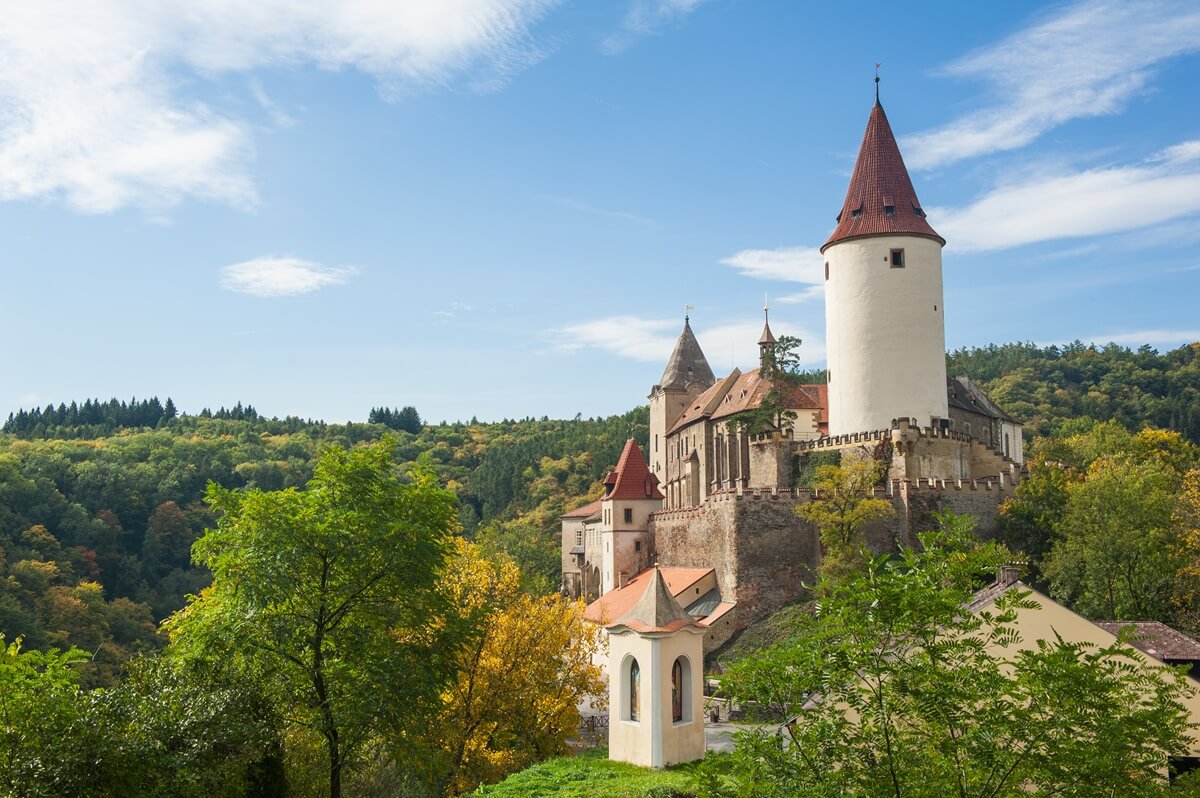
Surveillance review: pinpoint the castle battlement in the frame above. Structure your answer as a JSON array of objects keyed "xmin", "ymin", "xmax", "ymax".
[{"xmin": 796, "ymin": 428, "xmax": 890, "ymax": 451}]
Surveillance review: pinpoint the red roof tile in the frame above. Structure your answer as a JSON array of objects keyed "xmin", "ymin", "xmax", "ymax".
[
  {"xmin": 584, "ymin": 566, "xmax": 715, "ymax": 624},
  {"xmin": 667, "ymin": 368, "xmax": 827, "ymax": 435},
  {"xmin": 606, "ymin": 439, "xmax": 664, "ymax": 501},
  {"xmin": 560, "ymin": 498, "xmax": 603, "ymax": 520},
  {"xmin": 822, "ymin": 101, "xmax": 943, "ymax": 252},
  {"xmin": 1093, "ymin": 621, "xmax": 1200, "ymax": 663}
]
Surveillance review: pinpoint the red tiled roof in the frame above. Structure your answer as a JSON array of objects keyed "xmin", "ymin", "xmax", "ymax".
[
  {"xmin": 667, "ymin": 368, "xmax": 827, "ymax": 435},
  {"xmin": 606, "ymin": 439, "xmax": 664, "ymax": 501},
  {"xmin": 584, "ymin": 567, "xmax": 714, "ymax": 624},
  {"xmin": 1093, "ymin": 621, "xmax": 1200, "ymax": 663},
  {"xmin": 822, "ymin": 101, "xmax": 943, "ymax": 252},
  {"xmin": 560, "ymin": 498, "xmax": 603, "ymax": 520}
]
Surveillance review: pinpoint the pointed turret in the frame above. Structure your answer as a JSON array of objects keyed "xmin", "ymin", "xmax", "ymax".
[
  {"xmin": 658, "ymin": 318, "xmax": 715, "ymax": 391},
  {"xmin": 822, "ymin": 100, "xmax": 943, "ymax": 252},
  {"xmin": 605, "ymin": 439, "xmax": 664, "ymax": 500},
  {"xmin": 608, "ymin": 566, "xmax": 697, "ymax": 634}
]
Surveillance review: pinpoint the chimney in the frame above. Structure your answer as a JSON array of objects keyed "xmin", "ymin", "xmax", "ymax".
[
  {"xmin": 618, "ymin": 571, "xmax": 627, "ymax": 589},
  {"xmin": 997, "ymin": 564, "xmax": 1023, "ymax": 587}
]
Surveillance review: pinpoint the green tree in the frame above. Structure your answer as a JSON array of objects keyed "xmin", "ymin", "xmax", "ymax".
[
  {"xmin": 733, "ymin": 335, "xmax": 805, "ymax": 433},
  {"xmin": 795, "ymin": 458, "xmax": 894, "ymax": 583},
  {"xmin": 167, "ymin": 440, "xmax": 462, "ymax": 798},
  {"xmin": 715, "ymin": 518, "xmax": 1197, "ymax": 798}
]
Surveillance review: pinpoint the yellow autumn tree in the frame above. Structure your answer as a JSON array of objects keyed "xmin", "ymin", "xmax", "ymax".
[
  {"xmin": 796, "ymin": 457, "xmax": 894, "ymax": 585},
  {"xmin": 428, "ymin": 538, "xmax": 605, "ymax": 795},
  {"xmin": 1174, "ymin": 468, "xmax": 1200, "ymax": 634}
]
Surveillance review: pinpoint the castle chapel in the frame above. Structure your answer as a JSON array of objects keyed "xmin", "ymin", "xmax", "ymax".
[{"xmin": 563, "ymin": 92, "xmax": 1026, "ymax": 651}]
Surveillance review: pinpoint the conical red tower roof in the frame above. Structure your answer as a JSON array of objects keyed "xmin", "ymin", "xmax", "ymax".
[
  {"xmin": 605, "ymin": 439, "xmax": 663, "ymax": 501},
  {"xmin": 822, "ymin": 100, "xmax": 943, "ymax": 252}
]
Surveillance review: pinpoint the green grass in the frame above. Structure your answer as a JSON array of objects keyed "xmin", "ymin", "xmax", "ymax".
[{"xmin": 474, "ymin": 748, "xmax": 715, "ymax": 798}]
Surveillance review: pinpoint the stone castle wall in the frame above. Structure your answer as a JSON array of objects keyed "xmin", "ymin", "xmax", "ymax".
[{"xmin": 649, "ymin": 478, "xmax": 1012, "ymax": 635}]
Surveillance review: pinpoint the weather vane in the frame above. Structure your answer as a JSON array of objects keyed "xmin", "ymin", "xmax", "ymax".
[
  {"xmin": 685, "ymin": 303, "xmax": 694, "ymax": 321},
  {"xmin": 875, "ymin": 62, "xmax": 881, "ymax": 102}
]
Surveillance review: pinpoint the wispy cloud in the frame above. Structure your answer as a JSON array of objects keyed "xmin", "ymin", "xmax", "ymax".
[
  {"xmin": 932, "ymin": 140, "xmax": 1200, "ymax": 252},
  {"xmin": 557, "ymin": 315, "xmax": 825, "ymax": 370},
  {"xmin": 434, "ymin": 301, "xmax": 475, "ymax": 320},
  {"xmin": 0, "ymin": 1, "xmax": 560, "ymax": 213},
  {"xmin": 720, "ymin": 246, "xmax": 825, "ymax": 302},
  {"xmin": 603, "ymin": 0, "xmax": 711, "ymax": 54},
  {"xmin": 903, "ymin": 1, "xmax": 1200, "ymax": 170},
  {"xmin": 220, "ymin": 256, "xmax": 358, "ymax": 298},
  {"xmin": 249, "ymin": 79, "xmax": 296, "ymax": 129}
]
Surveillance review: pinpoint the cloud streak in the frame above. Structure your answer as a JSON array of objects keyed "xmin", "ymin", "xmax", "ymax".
[
  {"xmin": 558, "ymin": 315, "xmax": 825, "ymax": 370},
  {"xmin": 220, "ymin": 256, "xmax": 358, "ymax": 297},
  {"xmin": 720, "ymin": 246, "xmax": 825, "ymax": 302},
  {"xmin": 603, "ymin": 0, "xmax": 711, "ymax": 54},
  {"xmin": 0, "ymin": 1, "xmax": 560, "ymax": 213},
  {"xmin": 933, "ymin": 141, "xmax": 1200, "ymax": 251},
  {"xmin": 903, "ymin": 1, "xmax": 1200, "ymax": 170}
]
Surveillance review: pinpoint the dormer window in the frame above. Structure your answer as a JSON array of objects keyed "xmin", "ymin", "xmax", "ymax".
[
  {"xmin": 850, "ymin": 208, "xmax": 862, "ymax": 219},
  {"xmin": 884, "ymin": 204, "xmax": 896, "ymax": 217},
  {"xmin": 912, "ymin": 202, "xmax": 926, "ymax": 218}
]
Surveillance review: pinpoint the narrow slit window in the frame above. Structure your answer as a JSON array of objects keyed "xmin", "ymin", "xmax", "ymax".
[
  {"xmin": 824, "ymin": 261, "xmax": 829, "ymax": 281},
  {"xmin": 624, "ymin": 508, "xmax": 633, "ymax": 524},
  {"xmin": 890, "ymin": 248, "xmax": 905, "ymax": 268}
]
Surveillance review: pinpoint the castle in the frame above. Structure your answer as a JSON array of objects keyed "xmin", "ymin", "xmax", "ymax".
[{"xmin": 563, "ymin": 91, "xmax": 1025, "ymax": 650}]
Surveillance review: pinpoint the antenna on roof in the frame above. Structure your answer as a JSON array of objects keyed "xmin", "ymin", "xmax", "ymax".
[{"xmin": 875, "ymin": 63, "xmax": 881, "ymax": 104}]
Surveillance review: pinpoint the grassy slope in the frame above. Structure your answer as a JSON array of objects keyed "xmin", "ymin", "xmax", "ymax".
[{"xmin": 475, "ymin": 749, "xmax": 708, "ymax": 798}]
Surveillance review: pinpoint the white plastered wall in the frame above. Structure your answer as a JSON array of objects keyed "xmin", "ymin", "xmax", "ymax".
[{"xmin": 824, "ymin": 235, "xmax": 948, "ymax": 435}]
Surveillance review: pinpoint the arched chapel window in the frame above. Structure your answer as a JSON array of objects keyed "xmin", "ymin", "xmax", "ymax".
[
  {"xmin": 671, "ymin": 658, "xmax": 683, "ymax": 722},
  {"xmin": 629, "ymin": 658, "xmax": 640, "ymax": 722}
]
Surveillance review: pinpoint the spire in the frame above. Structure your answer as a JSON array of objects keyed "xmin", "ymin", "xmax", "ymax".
[
  {"xmin": 608, "ymin": 566, "xmax": 696, "ymax": 633},
  {"xmin": 821, "ymin": 94, "xmax": 944, "ymax": 252},
  {"xmin": 658, "ymin": 317, "xmax": 716, "ymax": 391},
  {"xmin": 758, "ymin": 295, "xmax": 776, "ymax": 348}
]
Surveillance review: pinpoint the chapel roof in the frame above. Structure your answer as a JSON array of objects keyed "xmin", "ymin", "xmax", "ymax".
[
  {"xmin": 822, "ymin": 99, "xmax": 943, "ymax": 252},
  {"xmin": 606, "ymin": 566, "xmax": 702, "ymax": 634},
  {"xmin": 655, "ymin": 319, "xmax": 716, "ymax": 392},
  {"xmin": 584, "ymin": 566, "xmax": 713, "ymax": 625},
  {"xmin": 603, "ymin": 439, "xmax": 664, "ymax": 501}
]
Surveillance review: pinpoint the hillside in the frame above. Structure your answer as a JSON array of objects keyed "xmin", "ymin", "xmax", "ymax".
[{"xmin": 0, "ymin": 405, "xmax": 647, "ymax": 685}]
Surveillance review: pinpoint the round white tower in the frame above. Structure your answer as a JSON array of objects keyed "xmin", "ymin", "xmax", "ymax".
[{"xmin": 822, "ymin": 90, "xmax": 948, "ymax": 436}]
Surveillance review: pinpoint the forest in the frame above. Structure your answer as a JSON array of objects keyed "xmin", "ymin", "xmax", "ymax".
[{"xmin": 2, "ymin": 339, "xmax": 1200, "ymax": 794}]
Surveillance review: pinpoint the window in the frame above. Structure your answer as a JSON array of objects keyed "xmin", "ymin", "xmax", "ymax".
[
  {"xmin": 884, "ymin": 204, "xmax": 896, "ymax": 217},
  {"xmin": 635, "ymin": 540, "xmax": 641, "ymax": 552},
  {"xmin": 624, "ymin": 508, "xmax": 633, "ymax": 524},
  {"xmin": 654, "ymin": 434, "xmax": 658, "ymax": 452},
  {"xmin": 671, "ymin": 656, "xmax": 692, "ymax": 723},
  {"xmin": 629, "ymin": 658, "xmax": 641, "ymax": 722},
  {"xmin": 825, "ymin": 261, "xmax": 829, "ymax": 281},
  {"xmin": 575, "ymin": 529, "xmax": 582, "ymax": 545},
  {"xmin": 890, "ymin": 248, "xmax": 905, "ymax": 268}
]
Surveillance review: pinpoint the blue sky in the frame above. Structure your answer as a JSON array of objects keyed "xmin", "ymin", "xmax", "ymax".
[{"xmin": 2, "ymin": 0, "xmax": 1198, "ymax": 424}]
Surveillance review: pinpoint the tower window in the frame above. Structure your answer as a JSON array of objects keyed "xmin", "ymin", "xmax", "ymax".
[
  {"xmin": 824, "ymin": 261, "xmax": 829, "ymax": 281},
  {"xmin": 624, "ymin": 508, "xmax": 633, "ymax": 524},
  {"xmin": 635, "ymin": 540, "xmax": 641, "ymax": 552},
  {"xmin": 890, "ymin": 249, "xmax": 905, "ymax": 268},
  {"xmin": 884, "ymin": 204, "xmax": 896, "ymax": 217}
]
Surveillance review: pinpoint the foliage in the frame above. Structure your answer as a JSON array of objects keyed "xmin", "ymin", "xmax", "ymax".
[
  {"xmin": 0, "ymin": 403, "xmax": 645, "ymax": 674},
  {"xmin": 474, "ymin": 748, "xmax": 713, "ymax": 798},
  {"xmin": 1175, "ymin": 469, "xmax": 1200, "ymax": 633},
  {"xmin": 716, "ymin": 517, "xmax": 1197, "ymax": 798},
  {"xmin": 167, "ymin": 441, "xmax": 462, "ymax": 798},
  {"xmin": 1000, "ymin": 422, "xmax": 1200, "ymax": 630},
  {"xmin": 370, "ymin": 406, "xmax": 423, "ymax": 434},
  {"xmin": 414, "ymin": 539, "xmax": 606, "ymax": 795},
  {"xmin": 732, "ymin": 335, "xmax": 806, "ymax": 434},
  {"xmin": 794, "ymin": 458, "xmax": 894, "ymax": 583},
  {"xmin": 946, "ymin": 341, "xmax": 1200, "ymax": 443}
]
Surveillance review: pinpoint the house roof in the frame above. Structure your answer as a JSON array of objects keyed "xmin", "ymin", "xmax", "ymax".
[
  {"xmin": 584, "ymin": 566, "xmax": 714, "ymax": 624},
  {"xmin": 604, "ymin": 439, "xmax": 664, "ymax": 501},
  {"xmin": 947, "ymin": 376, "xmax": 1020, "ymax": 424},
  {"xmin": 1093, "ymin": 622, "xmax": 1200, "ymax": 663},
  {"xmin": 560, "ymin": 498, "xmax": 603, "ymax": 520},
  {"xmin": 822, "ymin": 100, "xmax": 943, "ymax": 252},
  {"xmin": 606, "ymin": 566, "xmax": 700, "ymax": 634},
  {"xmin": 656, "ymin": 319, "xmax": 716, "ymax": 392},
  {"xmin": 666, "ymin": 367, "xmax": 826, "ymax": 435}
]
